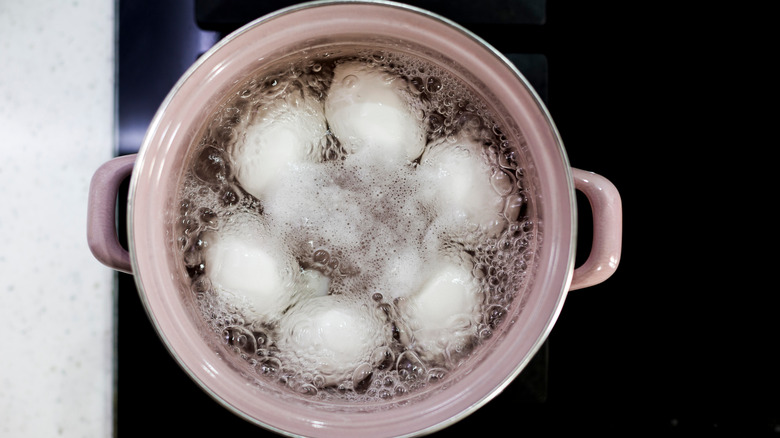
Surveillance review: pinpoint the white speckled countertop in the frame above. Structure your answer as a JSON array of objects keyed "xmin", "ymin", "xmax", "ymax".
[{"xmin": 0, "ymin": 1, "xmax": 115, "ymax": 436}]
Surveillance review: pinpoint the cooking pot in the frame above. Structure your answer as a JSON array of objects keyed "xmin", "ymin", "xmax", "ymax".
[{"xmin": 87, "ymin": 1, "xmax": 622, "ymax": 436}]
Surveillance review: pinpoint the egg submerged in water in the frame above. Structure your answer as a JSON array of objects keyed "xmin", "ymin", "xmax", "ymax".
[
  {"xmin": 398, "ymin": 260, "xmax": 483, "ymax": 363},
  {"xmin": 417, "ymin": 136, "xmax": 506, "ymax": 237},
  {"xmin": 231, "ymin": 92, "xmax": 328, "ymax": 200},
  {"xmin": 202, "ymin": 216, "xmax": 329, "ymax": 323},
  {"xmin": 325, "ymin": 61, "xmax": 425, "ymax": 163},
  {"xmin": 276, "ymin": 294, "xmax": 393, "ymax": 386}
]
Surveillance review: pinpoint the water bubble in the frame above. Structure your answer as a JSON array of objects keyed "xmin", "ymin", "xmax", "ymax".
[
  {"xmin": 497, "ymin": 237, "xmax": 512, "ymax": 252},
  {"xmin": 426, "ymin": 113, "xmax": 444, "ymax": 132},
  {"xmin": 396, "ymin": 351, "xmax": 425, "ymax": 381},
  {"xmin": 186, "ymin": 262, "xmax": 205, "ymax": 278},
  {"xmin": 478, "ymin": 327, "xmax": 493, "ymax": 339},
  {"xmin": 409, "ymin": 76, "xmax": 425, "ymax": 94},
  {"xmin": 253, "ymin": 328, "xmax": 269, "ymax": 348},
  {"xmin": 313, "ymin": 374, "xmax": 326, "ymax": 388},
  {"xmin": 177, "ymin": 235, "xmax": 188, "ymax": 251},
  {"xmin": 426, "ymin": 76, "xmax": 442, "ymax": 93},
  {"xmin": 258, "ymin": 357, "xmax": 282, "ymax": 376},
  {"xmin": 498, "ymin": 149, "xmax": 517, "ymax": 169},
  {"xmin": 371, "ymin": 345, "xmax": 395, "ymax": 370},
  {"xmin": 296, "ymin": 383, "xmax": 318, "ymax": 396},
  {"xmin": 490, "ymin": 169, "xmax": 515, "ymax": 196},
  {"xmin": 312, "ymin": 249, "xmax": 330, "ymax": 265},
  {"xmin": 223, "ymin": 325, "xmax": 257, "ymax": 356},
  {"xmin": 193, "ymin": 146, "xmax": 230, "ymax": 185},
  {"xmin": 457, "ymin": 111, "xmax": 482, "ymax": 132},
  {"xmin": 179, "ymin": 198, "xmax": 191, "ymax": 216},
  {"xmin": 486, "ymin": 304, "xmax": 505, "ymax": 329},
  {"xmin": 472, "ymin": 263, "xmax": 487, "ymax": 280},
  {"xmin": 191, "ymin": 276, "xmax": 211, "ymax": 294},
  {"xmin": 176, "ymin": 215, "xmax": 196, "ymax": 235},
  {"xmin": 219, "ymin": 187, "xmax": 239, "ymax": 207},
  {"xmin": 427, "ymin": 367, "xmax": 447, "ymax": 382},
  {"xmin": 504, "ymin": 195, "xmax": 525, "ymax": 222},
  {"xmin": 352, "ymin": 363, "xmax": 373, "ymax": 393},
  {"xmin": 199, "ymin": 207, "xmax": 218, "ymax": 228}
]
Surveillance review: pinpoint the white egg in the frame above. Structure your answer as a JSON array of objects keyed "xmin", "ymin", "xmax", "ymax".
[
  {"xmin": 418, "ymin": 138, "xmax": 505, "ymax": 234},
  {"xmin": 277, "ymin": 295, "xmax": 390, "ymax": 385},
  {"xmin": 325, "ymin": 62, "xmax": 425, "ymax": 162},
  {"xmin": 232, "ymin": 94, "xmax": 327, "ymax": 199},
  {"xmin": 400, "ymin": 261, "xmax": 482, "ymax": 361},
  {"xmin": 203, "ymin": 230, "xmax": 298, "ymax": 321}
]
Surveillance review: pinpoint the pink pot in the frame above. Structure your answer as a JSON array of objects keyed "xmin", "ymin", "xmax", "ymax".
[{"xmin": 87, "ymin": 1, "xmax": 622, "ymax": 436}]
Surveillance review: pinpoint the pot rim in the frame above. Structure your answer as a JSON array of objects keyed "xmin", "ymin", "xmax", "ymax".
[{"xmin": 126, "ymin": 1, "xmax": 577, "ymax": 436}]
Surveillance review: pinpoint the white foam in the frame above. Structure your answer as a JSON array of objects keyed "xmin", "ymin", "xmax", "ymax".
[
  {"xmin": 263, "ymin": 160, "xmax": 370, "ymax": 254},
  {"xmin": 277, "ymin": 295, "xmax": 391, "ymax": 385},
  {"xmin": 400, "ymin": 260, "xmax": 482, "ymax": 361},
  {"xmin": 325, "ymin": 62, "xmax": 425, "ymax": 162},
  {"xmin": 376, "ymin": 245, "xmax": 429, "ymax": 301},
  {"xmin": 262, "ymin": 143, "xmax": 433, "ymax": 296},
  {"xmin": 232, "ymin": 93, "xmax": 327, "ymax": 199}
]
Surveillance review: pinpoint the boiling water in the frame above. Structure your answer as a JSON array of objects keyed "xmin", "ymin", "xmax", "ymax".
[{"xmin": 175, "ymin": 46, "xmax": 537, "ymax": 403}]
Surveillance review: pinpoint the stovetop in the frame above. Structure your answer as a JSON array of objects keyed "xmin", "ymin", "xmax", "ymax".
[{"xmin": 114, "ymin": 1, "xmax": 780, "ymax": 436}]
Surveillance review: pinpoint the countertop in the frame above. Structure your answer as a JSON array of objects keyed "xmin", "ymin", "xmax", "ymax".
[
  {"xmin": 0, "ymin": 2, "xmax": 115, "ymax": 436},
  {"xmin": 1, "ymin": 2, "xmax": 776, "ymax": 437}
]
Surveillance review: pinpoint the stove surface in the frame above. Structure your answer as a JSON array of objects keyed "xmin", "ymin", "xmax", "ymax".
[{"xmin": 115, "ymin": 1, "xmax": 780, "ymax": 436}]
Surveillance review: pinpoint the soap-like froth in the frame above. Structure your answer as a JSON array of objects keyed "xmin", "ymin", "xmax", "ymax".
[
  {"xmin": 401, "ymin": 261, "xmax": 482, "ymax": 361},
  {"xmin": 376, "ymin": 245, "xmax": 430, "ymax": 301},
  {"xmin": 232, "ymin": 93, "xmax": 327, "ymax": 199},
  {"xmin": 418, "ymin": 137, "xmax": 505, "ymax": 235},
  {"xmin": 325, "ymin": 62, "xmax": 425, "ymax": 162},
  {"xmin": 262, "ymin": 145, "xmax": 434, "ymax": 299},
  {"xmin": 277, "ymin": 295, "xmax": 391, "ymax": 385}
]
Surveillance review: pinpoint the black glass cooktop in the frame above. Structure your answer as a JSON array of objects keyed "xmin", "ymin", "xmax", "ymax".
[{"xmin": 114, "ymin": 1, "xmax": 780, "ymax": 436}]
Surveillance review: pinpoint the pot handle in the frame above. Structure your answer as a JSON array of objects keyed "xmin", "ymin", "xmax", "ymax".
[
  {"xmin": 86, "ymin": 154, "xmax": 136, "ymax": 274},
  {"xmin": 569, "ymin": 168, "xmax": 622, "ymax": 290}
]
